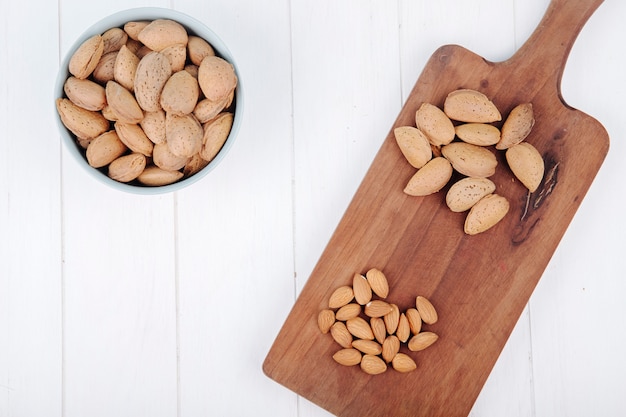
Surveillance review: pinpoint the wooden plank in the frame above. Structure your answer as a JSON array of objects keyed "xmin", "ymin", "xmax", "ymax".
[
  {"xmin": 264, "ymin": 1, "xmax": 609, "ymax": 415},
  {"xmin": 173, "ymin": 1, "xmax": 298, "ymax": 416},
  {"xmin": 57, "ymin": 2, "xmax": 178, "ymax": 416},
  {"xmin": 0, "ymin": 1, "xmax": 63, "ymax": 416}
]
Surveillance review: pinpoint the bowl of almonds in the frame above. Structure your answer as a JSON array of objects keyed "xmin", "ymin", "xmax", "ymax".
[{"xmin": 54, "ymin": 7, "xmax": 242, "ymax": 194}]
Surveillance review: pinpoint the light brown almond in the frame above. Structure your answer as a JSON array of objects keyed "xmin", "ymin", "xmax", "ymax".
[
  {"xmin": 415, "ymin": 102, "xmax": 456, "ymax": 146},
  {"xmin": 443, "ymin": 89, "xmax": 502, "ymax": 123},
  {"xmin": 335, "ymin": 303, "xmax": 361, "ymax": 321},
  {"xmin": 317, "ymin": 309, "xmax": 335, "ymax": 334},
  {"xmin": 166, "ymin": 113, "xmax": 204, "ymax": 158},
  {"xmin": 85, "ymin": 130, "xmax": 128, "ymax": 168},
  {"xmin": 332, "ymin": 348, "xmax": 362, "ymax": 366},
  {"xmin": 198, "ymin": 55, "xmax": 238, "ymax": 102},
  {"xmin": 370, "ymin": 317, "xmax": 387, "ymax": 344},
  {"xmin": 134, "ymin": 51, "xmax": 172, "ymax": 112},
  {"xmin": 102, "ymin": 27, "xmax": 128, "ymax": 54},
  {"xmin": 328, "ymin": 286, "xmax": 354, "ymax": 309},
  {"xmin": 183, "ymin": 153, "xmax": 210, "ymax": 177},
  {"xmin": 405, "ymin": 308, "xmax": 422, "ymax": 335},
  {"xmin": 69, "ymin": 34, "xmax": 104, "ymax": 79},
  {"xmin": 346, "ymin": 317, "xmax": 375, "ymax": 341},
  {"xmin": 200, "ymin": 112, "xmax": 233, "ymax": 162},
  {"xmin": 138, "ymin": 19, "xmax": 189, "ymax": 52},
  {"xmin": 194, "ymin": 97, "xmax": 230, "ymax": 123},
  {"xmin": 136, "ymin": 166, "xmax": 183, "ymax": 186},
  {"xmin": 455, "ymin": 123, "xmax": 501, "ymax": 146},
  {"xmin": 352, "ymin": 273, "xmax": 372, "ymax": 305},
  {"xmin": 464, "ymin": 193, "xmax": 510, "ymax": 235},
  {"xmin": 384, "ymin": 303, "xmax": 400, "ymax": 335},
  {"xmin": 505, "ymin": 142, "xmax": 544, "ymax": 192},
  {"xmin": 105, "ymin": 80, "xmax": 144, "ymax": 124},
  {"xmin": 441, "ymin": 142, "xmax": 497, "ymax": 178},
  {"xmin": 56, "ymin": 98, "xmax": 109, "ymax": 140},
  {"xmin": 381, "ymin": 335, "xmax": 400, "ymax": 363},
  {"xmin": 152, "ymin": 142, "xmax": 189, "ymax": 171},
  {"xmin": 396, "ymin": 313, "xmax": 411, "ymax": 343},
  {"xmin": 360, "ymin": 354, "xmax": 387, "ymax": 375},
  {"xmin": 415, "ymin": 296, "xmax": 438, "ymax": 324},
  {"xmin": 107, "ymin": 153, "xmax": 146, "ymax": 183},
  {"xmin": 365, "ymin": 268, "xmax": 389, "ymax": 298},
  {"xmin": 497, "ymin": 103, "xmax": 535, "ymax": 150},
  {"xmin": 330, "ymin": 321, "xmax": 352, "ymax": 348},
  {"xmin": 351, "ymin": 339, "xmax": 382, "ymax": 356},
  {"xmin": 364, "ymin": 300, "xmax": 394, "ymax": 318},
  {"xmin": 446, "ymin": 177, "xmax": 496, "ymax": 212},
  {"xmin": 187, "ymin": 35, "xmax": 215, "ymax": 66},
  {"xmin": 63, "ymin": 76, "xmax": 106, "ymax": 111},
  {"xmin": 114, "ymin": 45, "xmax": 140, "ymax": 92},
  {"xmin": 392, "ymin": 353, "xmax": 417, "ymax": 373},
  {"xmin": 407, "ymin": 331, "xmax": 439, "ymax": 351},
  {"xmin": 114, "ymin": 122, "xmax": 154, "ymax": 157},
  {"xmin": 403, "ymin": 156, "xmax": 453, "ymax": 196},
  {"xmin": 160, "ymin": 70, "xmax": 200, "ymax": 115},
  {"xmin": 394, "ymin": 126, "xmax": 432, "ymax": 169}
]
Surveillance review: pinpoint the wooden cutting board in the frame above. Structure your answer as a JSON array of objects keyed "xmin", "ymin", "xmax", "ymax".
[{"xmin": 263, "ymin": 0, "xmax": 609, "ymax": 416}]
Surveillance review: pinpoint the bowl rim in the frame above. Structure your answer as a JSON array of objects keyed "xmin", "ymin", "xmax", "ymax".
[{"xmin": 54, "ymin": 7, "xmax": 243, "ymax": 195}]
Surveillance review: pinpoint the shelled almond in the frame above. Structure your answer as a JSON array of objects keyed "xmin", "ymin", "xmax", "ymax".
[
  {"xmin": 57, "ymin": 18, "xmax": 238, "ymax": 187},
  {"xmin": 319, "ymin": 268, "xmax": 439, "ymax": 376},
  {"xmin": 394, "ymin": 88, "xmax": 544, "ymax": 234}
]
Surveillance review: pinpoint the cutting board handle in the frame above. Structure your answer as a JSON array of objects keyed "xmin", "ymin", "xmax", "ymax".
[{"xmin": 509, "ymin": 0, "xmax": 604, "ymax": 95}]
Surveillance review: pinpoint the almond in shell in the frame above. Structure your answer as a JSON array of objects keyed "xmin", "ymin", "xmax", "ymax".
[
  {"xmin": 332, "ymin": 348, "xmax": 362, "ymax": 366},
  {"xmin": 124, "ymin": 21, "xmax": 150, "ymax": 41},
  {"xmin": 134, "ymin": 51, "xmax": 172, "ymax": 112},
  {"xmin": 446, "ymin": 177, "xmax": 496, "ymax": 212},
  {"xmin": 105, "ymin": 80, "xmax": 144, "ymax": 124},
  {"xmin": 85, "ymin": 130, "xmax": 128, "ymax": 168},
  {"xmin": 102, "ymin": 27, "xmax": 128, "ymax": 54},
  {"xmin": 63, "ymin": 76, "xmax": 106, "ymax": 111},
  {"xmin": 137, "ymin": 19, "xmax": 189, "ymax": 52},
  {"xmin": 162, "ymin": 43, "xmax": 187, "ymax": 72},
  {"xmin": 394, "ymin": 126, "xmax": 432, "ymax": 169},
  {"xmin": 198, "ymin": 56, "xmax": 238, "ymax": 102},
  {"xmin": 114, "ymin": 45, "xmax": 140, "ymax": 91},
  {"xmin": 443, "ymin": 89, "xmax": 502, "ymax": 123},
  {"xmin": 136, "ymin": 166, "xmax": 183, "ymax": 186},
  {"xmin": 165, "ymin": 113, "xmax": 204, "ymax": 158},
  {"xmin": 505, "ymin": 142, "xmax": 544, "ymax": 192},
  {"xmin": 200, "ymin": 112, "xmax": 233, "ymax": 162},
  {"xmin": 183, "ymin": 153, "xmax": 210, "ymax": 177},
  {"xmin": 415, "ymin": 102, "xmax": 456, "ymax": 146},
  {"xmin": 69, "ymin": 34, "xmax": 104, "ymax": 79},
  {"xmin": 403, "ymin": 156, "xmax": 453, "ymax": 196},
  {"xmin": 114, "ymin": 122, "xmax": 154, "ymax": 157},
  {"xmin": 56, "ymin": 98, "xmax": 109, "ymax": 140},
  {"xmin": 441, "ymin": 142, "xmax": 497, "ymax": 178},
  {"xmin": 92, "ymin": 51, "xmax": 117, "ymax": 84},
  {"xmin": 187, "ymin": 35, "xmax": 215, "ymax": 66},
  {"xmin": 392, "ymin": 353, "xmax": 417, "ymax": 373},
  {"xmin": 497, "ymin": 103, "xmax": 535, "ymax": 150},
  {"xmin": 160, "ymin": 70, "xmax": 200, "ymax": 115},
  {"xmin": 152, "ymin": 142, "xmax": 189, "ymax": 171},
  {"xmin": 108, "ymin": 153, "xmax": 147, "ymax": 183},
  {"xmin": 455, "ymin": 123, "xmax": 501, "ymax": 146},
  {"xmin": 194, "ymin": 97, "xmax": 230, "ymax": 123},
  {"xmin": 464, "ymin": 193, "xmax": 510, "ymax": 235},
  {"xmin": 140, "ymin": 110, "xmax": 166, "ymax": 144}
]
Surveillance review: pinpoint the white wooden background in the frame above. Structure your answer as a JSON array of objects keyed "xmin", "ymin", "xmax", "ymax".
[{"xmin": 1, "ymin": 0, "xmax": 625, "ymax": 416}]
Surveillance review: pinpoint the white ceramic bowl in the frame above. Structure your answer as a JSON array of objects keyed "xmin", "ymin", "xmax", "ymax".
[{"xmin": 54, "ymin": 7, "xmax": 243, "ymax": 194}]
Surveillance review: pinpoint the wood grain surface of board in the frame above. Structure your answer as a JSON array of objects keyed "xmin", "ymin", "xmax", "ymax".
[{"xmin": 263, "ymin": 0, "xmax": 609, "ymax": 416}]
